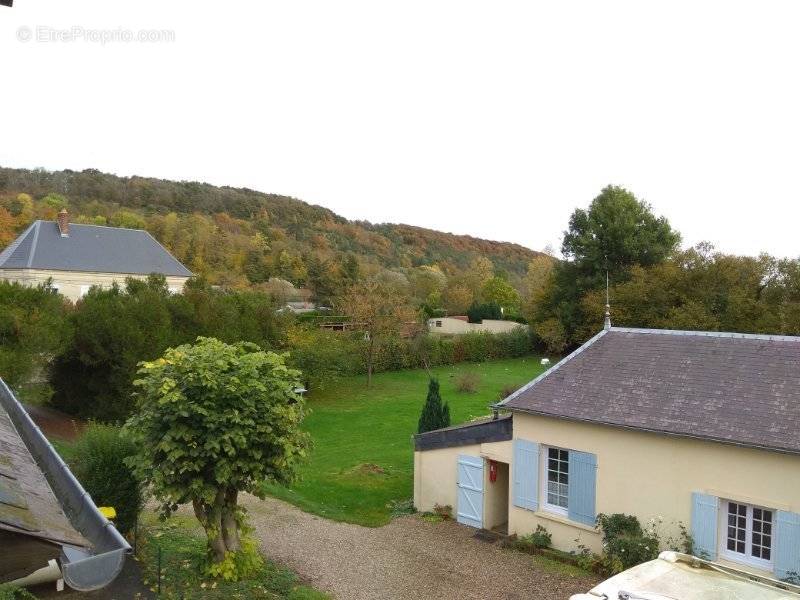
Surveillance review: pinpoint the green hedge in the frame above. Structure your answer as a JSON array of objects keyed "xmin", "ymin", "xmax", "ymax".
[
  {"xmin": 287, "ymin": 326, "xmax": 533, "ymax": 389},
  {"xmin": 68, "ymin": 423, "xmax": 143, "ymax": 534}
]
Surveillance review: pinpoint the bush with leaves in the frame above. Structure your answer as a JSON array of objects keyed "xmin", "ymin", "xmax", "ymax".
[
  {"xmin": 417, "ymin": 378, "xmax": 450, "ymax": 433},
  {"xmin": 0, "ymin": 586, "xmax": 36, "ymax": 600},
  {"xmin": 126, "ymin": 337, "xmax": 310, "ymax": 576},
  {"xmin": 68, "ymin": 423, "xmax": 143, "ymax": 534},
  {"xmin": 0, "ymin": 280, "xmax": 70, "ymax": 392},
  {"xmin": 49, "ymin": 276, "xmax": 287, "ymax": 422},
  {"xmin": 454, "ymin": 372, "xmax": 481, "ymax": 393}
]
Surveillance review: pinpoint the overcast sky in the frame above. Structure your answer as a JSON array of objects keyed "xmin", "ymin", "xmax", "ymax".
[{"xmin": 2, "ymin": 1, "xmax": 798, "ymax": 258}]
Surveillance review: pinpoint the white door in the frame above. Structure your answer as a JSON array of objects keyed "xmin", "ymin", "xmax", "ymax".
[{"xmin": 457, "ymin": 455, "xmax": 483, "ymax": 528}]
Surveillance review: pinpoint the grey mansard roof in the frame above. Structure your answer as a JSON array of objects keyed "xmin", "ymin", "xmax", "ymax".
[
  {"xmin": 0, "ymin": 220, "xmax": 192, "ymax": 277},
  {"xmin": 499, "ymin": 327, "xmax": 800, "ymax": 455}
]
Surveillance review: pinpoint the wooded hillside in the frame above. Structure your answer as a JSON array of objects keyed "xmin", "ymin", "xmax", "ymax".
[{"xmin": 0, "ymin": 167, "xmax": 542, "ymax": 309}]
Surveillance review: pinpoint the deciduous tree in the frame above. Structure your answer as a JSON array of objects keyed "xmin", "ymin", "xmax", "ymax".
[
  {"xmin": 127, "ymin": 337, "xmax": 310, "ymax": 571},
  {"xmin": 338, "ymin": 280, "xmax": 415, "ymax": 386}
]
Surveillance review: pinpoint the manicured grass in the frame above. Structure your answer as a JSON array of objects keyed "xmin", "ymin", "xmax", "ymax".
[
  {"xmin": 137, "ymin": 515, "xmax": 329, "ymax": 599},
  {"xmin": 262, "ymin": 356, "xmax": 547, "ymax": 526}
]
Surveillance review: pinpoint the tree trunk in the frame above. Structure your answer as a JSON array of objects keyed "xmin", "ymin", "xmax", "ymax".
[
  {"xmin": 221, "ymin": 488, "xmax": 241, "ymax": 553},
  {"xmin": 367, "ymin": 335, "xmax": 375, "ymax": 387},
  {"xmin": 193, "ymin": 491, "xmax": 227, "ymax": 563}
]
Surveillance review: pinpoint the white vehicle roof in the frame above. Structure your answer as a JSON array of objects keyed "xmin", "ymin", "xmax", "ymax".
[{"xmin": 570, "ymin": 552, "xmax": 800, "ymax": 600}]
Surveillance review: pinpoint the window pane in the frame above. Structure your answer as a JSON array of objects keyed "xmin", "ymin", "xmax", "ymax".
[
  {"xmin": 545, "ymin": 447, "xmax": 569, "ymax": 510},
  {"xmin": 726, "ymin": 502, "xmax": 747, "ymax": 556},
  {"xmin": 751, "ymin": 505, "xmax": 773, "ymax": 560}
]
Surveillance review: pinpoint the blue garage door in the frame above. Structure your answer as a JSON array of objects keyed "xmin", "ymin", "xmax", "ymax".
[{"xmin": 457, "ymin": 455, "xmax": 483, "ymax": 528}]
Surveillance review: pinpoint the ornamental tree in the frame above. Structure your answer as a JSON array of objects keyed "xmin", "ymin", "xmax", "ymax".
[
  {"xmin": 126, "ymin": 337, "xmax": 310, "ymax": 566},
  {"xmin": 417, "ymin": 378, "xmax": 450, "ymax": 434}
]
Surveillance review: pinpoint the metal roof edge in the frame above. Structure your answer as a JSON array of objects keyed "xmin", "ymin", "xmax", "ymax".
[
  {"xmin": 610, "ymin": 326, "xmax": 800, "ymax": 342},
  {"xmin": 0, "ymin": 221, "xmax": 37, "ymax": 267},
  {"xmin": 510, "ymin": 405, "xmax": 800, "ymax": 457},
  {"xmin": 143, "ymin": 230, "xmax": 193, "ymax": 277},
  {"xmin": 26, "ymin": 220, "xmax": 41, "ymax": 268},
  {"xmin": 0, "ymin": 379, "xmax": 130, "ymax": 591},
  {"xmin": 494, "ymin": 327, "xmax": 610, "ymax": 408}
]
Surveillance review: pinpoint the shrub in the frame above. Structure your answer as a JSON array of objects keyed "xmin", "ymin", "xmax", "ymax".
[
  {"xmin": 418, "ymin": 378, "xmax": 450, "ymax": 433},
  {"xmin": 433, "ymin": 504, "xmax": 453, "ymax": 519},
  {"xmin": 467, "ymin": 301, "xmax": 502, "ymax": 323},
  {"xmin": 0, "ymin": 280, "xmax": 70, "ymax": 390},
  {"xmin": 498, "ymin": 383, "xmax": 523, "ymax": 401},
  {"xmin": 595, "ymin": 513, "xmax": 659, "ymax": 574},
  {"xmin": 0, "ymin": 586, "xmax": 36, "ymax": 600},
  {"xmin": 516, "ymin": 525, "xmax": 552, "ymax": 551},
  {"xmin": 455, "ymin": 372, "xmax": 480, "ymax": 393},
  {"xmin": 68, "ymin": 423, "xmax": 143, "ymax": 534}
]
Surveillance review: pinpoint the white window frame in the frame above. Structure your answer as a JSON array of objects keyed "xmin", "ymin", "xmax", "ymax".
[
  {"xmin": 540, "ymin": 445, "xmax": 570, "ymax": 517},
  {"xmin": 718, "ymin": 499, "xmax": 775, "ymax": 571}
]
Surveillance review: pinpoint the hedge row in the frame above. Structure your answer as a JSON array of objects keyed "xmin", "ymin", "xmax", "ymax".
[{"xmin": 287, "ymin": 327, "xmax": 534, "ymax": 389}]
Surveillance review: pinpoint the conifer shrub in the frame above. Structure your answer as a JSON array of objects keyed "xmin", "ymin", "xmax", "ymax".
[{"xmin": 417, "ymin": 378, "xmax": 450, "ymax": 433}]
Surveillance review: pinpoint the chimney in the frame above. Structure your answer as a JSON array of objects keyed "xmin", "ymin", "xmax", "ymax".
[{"xmin": 57, "ymin": 209, "xmax": 70, "ymax": 237}]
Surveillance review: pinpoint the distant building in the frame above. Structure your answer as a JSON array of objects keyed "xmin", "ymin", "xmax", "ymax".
[
  {"xmin": 427, "ymin": 316, "xmax": 527, "ymax": 335},
  {"xmin": 0, "ymin": 210, "xmax": 192, "ymax": 301}
]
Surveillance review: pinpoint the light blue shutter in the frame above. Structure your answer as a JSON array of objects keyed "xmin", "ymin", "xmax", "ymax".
[
  {"xmin": 512, "ymin": 439, "xmax": 539, "ymax": 511},
  {"xmin": 691, "ymin": 492, "xmax": 718, "ymax": 560},
  {"xmin": 567, "ymin": 451, "xmax": 597, "ymax": 526},
  {"xmin": 775, "ymin": 510, "xmax": 800, "ymax": 581}
]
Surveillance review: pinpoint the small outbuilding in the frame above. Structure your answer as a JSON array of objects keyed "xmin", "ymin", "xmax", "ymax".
[{"xmin": 413, "ymin": 325, "xmax": 800, "ymax": 581}]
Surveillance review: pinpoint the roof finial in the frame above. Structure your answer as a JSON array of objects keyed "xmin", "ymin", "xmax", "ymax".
[{"xmin": 604, "ymin": 270, "xmax": 611, "ymax": 330}]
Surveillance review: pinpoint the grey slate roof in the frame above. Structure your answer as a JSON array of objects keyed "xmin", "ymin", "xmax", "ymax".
[
  {"xmin": 0, "ymin": 399, "xmax": 88, "ymax": 547},
  {"xmin": 414, "ymin": 414, "xmax": 512, "ymax": 451},
  {"xmin": 0, "ymin": 220, "xmax": 192, "ymax": 277},
  {"xmin": 500, "ymin": 327, "xmax": 800, "ymax": 455}
]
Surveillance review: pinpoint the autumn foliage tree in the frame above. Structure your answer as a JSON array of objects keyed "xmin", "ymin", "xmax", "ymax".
[
  {"xmin": 338, "ymin": 280, "xmax": 416, "ymax": 386},
  {"xmin": 126, "ymin": 337, "xmax": 310, "ymax": 574}
]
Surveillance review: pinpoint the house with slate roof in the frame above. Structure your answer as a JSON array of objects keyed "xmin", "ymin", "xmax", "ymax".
[
  {"xmin": 413, "ymin": 321, "xmax": 800, "ymax": 581},
  {"xmin": 0, "ymin": 209, "xmax": 192, "ymax": 301}
]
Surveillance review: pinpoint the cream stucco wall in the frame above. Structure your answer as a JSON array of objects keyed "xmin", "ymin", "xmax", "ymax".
[
  {"xmin": 511, "ymin": 412, "xmax": 800, "ymax": 575},
  {"xmin": 427, "ymin": 318, "xmax": 527, "ymax": 335},
  {"xmin": 414, "ymin": 439, "xmax": 513, "ymax": 522},
  {"xmin": 0, "ymin": 269, "xmax": 190, "ymax": 302},
  {"xmin": 414, "ymin": 443, "xmax": 481, "ymax": 516}
]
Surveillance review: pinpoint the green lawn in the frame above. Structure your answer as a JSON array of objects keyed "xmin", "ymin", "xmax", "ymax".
[{"xmin": 262, "ymin": 356, "xmax": 547, "ymax": 526}]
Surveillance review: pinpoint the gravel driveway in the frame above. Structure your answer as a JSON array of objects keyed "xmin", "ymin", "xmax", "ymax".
[{"xmin": 243, "ymin": 495, "xmax": 597, "ymax": 600}]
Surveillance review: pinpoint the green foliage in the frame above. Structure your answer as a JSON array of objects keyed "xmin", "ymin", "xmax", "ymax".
[
  {"xmin": 0, "ymin": 585, "xmax": 37, "ymax": 600},
  {"xmin": 417, "ymin": 378, "xmax": 450, "ymax": 433},
  {"xmin": 285, "ymin": 327, "xmax": 362, "ymax": 390},
  {"xmin": 204, "ymin": 531, "xmax": 264, "ymax": 581},
  {"xmin": 137, "ymin": 517, "xmax": 329, "ymax": 599},
  {"xmin": 467, "ymin": 301, "xmax": 502, "ymax": 323},
  {"xmin": 68, "ymin": 423, "xmax": 143, "ymax": 533},
  {"xmin": 514, "ymin": 525, "xmax": 552, "ymax": 551},
  {"xmin": 126, "ymin": 337, "xmax": 310, "ymax": 562},
  {"xmin": 594, "ymin": 513, "xmax": 659, "ymax": 574},
  {"xmin": 49, "ymin": 277, "xmax": 286, "ymax": 422},
  {"xmin": 481, "ymin": 277, "xmax": 521, "ymax": 312},
  {"xmin": 562, "ymin": 185, "xmax": 681, "ymax": 277},
  {"xmin": 0, "ymin": 280, "xmax": 70, "ymax": 390}
]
